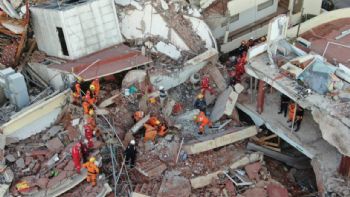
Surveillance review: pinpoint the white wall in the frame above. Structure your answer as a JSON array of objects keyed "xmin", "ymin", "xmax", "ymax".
[
  {"xmin": 30, "ymin": 0, "xmax": 123, "ymax": 60},
  {"xmin": 209, "ymin": 0, "xmax": 278, "ymax": 39}
]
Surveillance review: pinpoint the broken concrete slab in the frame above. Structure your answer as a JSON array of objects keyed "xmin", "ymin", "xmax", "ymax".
[
  {"xmin": 204, "ymin": 63, "xmax": 227, "ymax": 92},
  {"xmin": 210, "ymin": 86, "xmax": 238, "ymax": 122},
  {"xmin": 96, "ymin": 183, "xmax": 112, "ymax": 197},
  {"xmin": 132, "ymin": 192, "xmax": 151, "ymax": 197},
  {"xmin": 122, "ymin": 70, "xmax": 147, "ymax": 88},
  {"xmin": 190, "ymin": 152, "xmax": 263, "ymax": 189},
  {"xmin": 183, "ymin": 126, "xmax": 257, "ymax": 155},
  {"xmin": 5, "ymin": 154, "xmax": 16, "ymax": 163},
  {"xmin": 99, "ymin": 92, "xmax": 121, "ymax": 108},
  {"xmin": 15, "ymin": 158, "xmax": 25, "ymax": 169},
  {"xmin": 149, "ymin": 49, "xmax": 218, "ymax": 90},
  {"xmin": 42, "ymin": 126, "xmax": 63, "ymax": 141},
  {"xmin": 130, "ymin": 114, "xmax": 150, "ymax": 134},
  {"xmin": 162, "ymin": 99, "xmax": 176, "ymax": 117},
  {"xmin": 157, "ymin": 174, "xmax": 191, "ymax": 197},
  {"xmin": 30, "ymin": 169, "xmax": 87, "ymax": 197},
  {"xmin": 234, "ymin": 83, "xmax": 244, "ymax": 94},
  {"xmin": 175, "ymin": 109, "xmax": 200, "ymax": 123},
  {"xmin": 155, "ymin": 41, "xmax": 181, "ymax": 60},
  {"xmin": 46, "ymin": 138, "xmax": 64, "ymax": 153},
  {"xmin": 136, "ymin": 159, "xmax": 167, "ymax": 179}
]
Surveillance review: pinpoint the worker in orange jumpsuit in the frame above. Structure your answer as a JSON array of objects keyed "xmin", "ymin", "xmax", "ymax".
[
  {"xmin": 147, "ymin": 116, "xmax": 167, "ymax": 137},
  {"xmin": 84, "ymin": 124, "xmax": 94, "ymax": 148},
  {"xmin": 82, "ymin": 101, "xmax": 91, "ymax": 115},
  {"xmin": 143, "ymin": 123, "xmax": 158, "ymax": 142},
  {"xmin": 72, "ymin": 143, "xmax": 82, "ymax": 173},
  {"xmin": 84, "ymin": 90, "xmax": 96, "ymax": 105},
  {"xmin": 72, "ymin": 82, "xmax": 81, "ymax": 104},
  {"xmin": 287, "ymin": 103, "xmax": 296, "ymax": 122},
  {"xmin": 90, "ymin": 79, "xmax": 100, "ymax": 98},
  {"xmin": 194, "ymin": 111, "xmax": 212, "ymax": 135},
  {"xmin": 134, "ymin": 111, "xmax": 144, "ymax": 122},
  {"xmin": 82, "ymin": 157, "xmax": 99, "ymax": 187}
]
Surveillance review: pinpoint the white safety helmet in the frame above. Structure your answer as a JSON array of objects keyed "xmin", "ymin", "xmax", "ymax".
[
  {"xmin": 130, "ymin": 140, "xmax": 136, "ymax": 145},
  {"xmin": 159, "ymin": 86, "xmax": 164, "ymax": 90}
]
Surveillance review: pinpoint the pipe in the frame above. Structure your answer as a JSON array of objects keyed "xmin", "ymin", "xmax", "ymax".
[{"xmin": 257, "ymin": 80, "xmax": 265, "ymax": 114}]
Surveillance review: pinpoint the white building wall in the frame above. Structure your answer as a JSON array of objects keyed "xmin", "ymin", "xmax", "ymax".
[
  {"xmin": 210, "ymin": 0, "xmax": 278, "ymax": 39},
  {"xmin": 30, "ymin": 8, "xmax": 65, "ymax": 58},
  {"xmin": 30, "ymin": 0, "xmax": 123, "ymax": 60}
]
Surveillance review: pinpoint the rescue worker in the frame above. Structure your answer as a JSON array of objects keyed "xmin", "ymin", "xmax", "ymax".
[
  {"xmin": 201, "ymin": 76, "xmax": 215, "ymax": 95},
  {"xmin": 159, "ymin": 86, "xmax": 167, "ymax": 106},
  {"xmin": 147, "ymin": 116, "xmax": 167, "ymax": 137},
  {"xmin": 86, "ymin": 115, "xmax": 96, "ymax": 131},
  {"xmin": 133, "ymin": 111, "xmax": 144, "ymax": 122},
  {"xmin": 82, "ymin": 101, "xmax": 91, "ymax": 115},
  {"xmin": 90, "ymin": 78, "xmax": 100, "ymax": 98},
  {"xmin": 82, "ymin": 157, "xmax": 99, "ymax": 187},
  {"xmin": 72, "ymin": 143, "xmax": 82, "ymax": 173},
  {"xmin": 84, "ymin": 124, "xmax": 94, "ymax": 148},
  {"xmin": 80, "ymin": 141, "xmax": 89, "ymax": 162},
  {"xmin": 194, "ymin": 93, "xmax": 207, "ymax": 113},
  {"xmin": 194, "ymin": 111, "xmax": 212, "ymax": 135},
  {"xmin": 84, "ymin": 90, "xmax": 96, "ymax": 105},
  {"xmin": 287, "ymin": 103, "xmax": 296, "ymax": 123},
  {"xmin": 71, "ymin": 82, "xmax": 81, "ymax": 104},
  {"xmin": 148, "ymin": 116, "xmax": 161, "ymax": 127},
  {"xmin": 238, "ymin": 40, "xmax": 249, "ymax": 54},
  {"xmin": 124, "ymin": 140, "xmax": 137, "ymax": 168},
  {"xmin": 290, "ymin": 106, "xmax": 304, "ymax": 132},
  {"xmin": 278, "ymin": 94, "xmax": 290, "ymax": 117},
  {"xmin": 143, "ymin": 123, "xmax": 157, "ymax": 142}
]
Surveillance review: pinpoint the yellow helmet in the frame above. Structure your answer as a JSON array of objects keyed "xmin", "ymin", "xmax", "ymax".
[
  {"xmin": 90, "ymin": 84, "xmax": 96, "ymax": 91},
  {"xmin": 155, "ymin": 120, "xmax": 161, "ymax": 125},
  {"xmin": 193, "ymin": 115, "xmax": 198, "ymax": 120},
  {"xmin": 77, "ymin": 76, "xmax": 83, "ymax": 83},
  {"xmin": 89, "ymin": 157, "xmax": 96, "ymax": 162},
  {"xmin": 197, "ymin": 94, "xmax": 204, "ymax": 99},
  {"xmin": 89, "ymin": 109, "xmax": 94, "ymax": 116}
]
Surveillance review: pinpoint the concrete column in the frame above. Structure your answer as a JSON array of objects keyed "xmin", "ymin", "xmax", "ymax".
[{"xmin": 256, "ymin": 80, "xmax": 265, "ymax": 114}]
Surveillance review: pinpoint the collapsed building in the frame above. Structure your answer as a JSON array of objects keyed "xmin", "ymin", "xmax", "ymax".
[{"xmin": 0, "ymin": 0, "xmax": 349, "ymax": 197}]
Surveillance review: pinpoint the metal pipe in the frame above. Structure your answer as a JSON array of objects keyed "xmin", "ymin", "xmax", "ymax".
[{"xmin": 291, "ymin": 102, "xmax": 297, "ymax": 132}]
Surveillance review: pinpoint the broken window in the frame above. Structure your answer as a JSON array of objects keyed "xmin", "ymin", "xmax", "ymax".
[
  {"xmin": 257, "ymin": 0, "xmax": 274, "ymax": 11},
  {"xmin": 221, "ymin": 14, "xmax": 240, "ymax": 28},
  {"xmin": 56, "ymin": 27, "xmax": 69, "ymax": 56}
]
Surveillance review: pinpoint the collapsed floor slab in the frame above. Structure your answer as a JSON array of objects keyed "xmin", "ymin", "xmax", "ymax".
[{"xmin": 183, "ymin": 126, "xmax": 257, "ymax": 155}]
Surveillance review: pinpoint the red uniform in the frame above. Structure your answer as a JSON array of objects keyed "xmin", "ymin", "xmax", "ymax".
[
  {"xmin": 72, "ymin": 143, "xmax": 82, "ymax": 173},
  {"xmin": 200, "ymin": 76, "xmax": 215, "ymax": 95},
  {"xmin": 84, "ymin": 125, "xmax": 94, "ymax": 148}
]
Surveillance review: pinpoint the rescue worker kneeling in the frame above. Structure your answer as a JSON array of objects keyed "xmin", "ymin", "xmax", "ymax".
[
  {"xmin": 82, "ymin": 157, "xmax": 99, "ymax": 186},
  {"xmin": 194, "ymin": 111, "xmax": 212, "ymax": 135}
]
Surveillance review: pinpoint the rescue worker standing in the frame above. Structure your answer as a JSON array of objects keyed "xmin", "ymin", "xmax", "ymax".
[
  {"xmin": 194, "ymin": 111, "xmax": 212, "ymax": 135},
  {"xmin": 290, "ymin": 106, "xmax": 304, "ymax": 132},
  {"xmin": 278, "ymin": 94, "xmax": 290, "ymax": 117},
  {"xmin": 72, "ymin": 143, "xmax": 82, "ymax": 173},
  {"xmin": 90, "ymin": 78, "xmax": 100, "ymax": 99},
  {"xmin": 124, "ymin": 140, "xmax": 137, "ymax": 168},
  {"xmin": 82, "ymin": 157, "xmax": 99, "ymax": 187},
  {"xmin": 194, "ymin": 93, "xmax": 207, "ymax": 113}
]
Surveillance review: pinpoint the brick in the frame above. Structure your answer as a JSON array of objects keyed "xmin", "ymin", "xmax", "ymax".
[
  {"xmin": 29, "ymin": 149, "xmax": 50, "ymax": 157},
  {"xmin": 35, "ymin": 177, "xmax": 49, "ymax": 189},
  {"xmin": 266, "ymin": 183, "xmax": 288, "ymax": 197},
  {"xmin": 244, "ymin": 162, "xmax": 262, "ymax": 181},
  {"xmin": 46, "ymin": 138, "xmax": 64, "ymax": 153}
]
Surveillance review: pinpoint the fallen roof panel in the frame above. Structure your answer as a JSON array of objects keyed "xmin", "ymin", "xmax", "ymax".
[{"xmin": 49, "ymin": 44, "xmax": 152, "ymax": 81}]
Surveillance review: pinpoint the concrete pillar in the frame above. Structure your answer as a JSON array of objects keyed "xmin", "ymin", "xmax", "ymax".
[{"xmin": 256, "ymin": 80, "xmax": 265, "ymax": 114}]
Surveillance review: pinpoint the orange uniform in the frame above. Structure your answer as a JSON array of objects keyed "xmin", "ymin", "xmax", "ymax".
[
  {"xmin": 90, "ymin": 79, "xmax": 100, "ymax": 97},
  {"xmin": 134, "ymin": 111, "xmax": 144, "ymax": 122},
  {"xmin": 72, "ymin": 83, "xmax": 81, "ymax": 104},
  {"xmin": 148, "ymin": 117, "xmax": 160, "ymax": 127},
  {"xmin": 158, "ymin": 125, "xmax": 167, "ymax": 137},
  {"xmin": 288, "ymin": 103, "xmax": 296, "ymax": 121},
  {"xmin": 144, "ymin": 124, "xmax": 157, "ymax": 142},
  {"xmin": 82, "ymin": 160, "xmax": 99, "ymax": 186},
  {"xmin": 85, "ymin": 91, "xmax": 96, "ymax": 105},
  {"xmin": 195, "ymin": 112, "xmax": 212, "ymax": 134},
  {"xmin": 82, "ymin": 101, "xmax": 90, "ymax": 115}
]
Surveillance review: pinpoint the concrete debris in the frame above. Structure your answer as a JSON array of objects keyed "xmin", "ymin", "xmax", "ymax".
[
  {"xmin": 15, "ymin": 158, "xmax": 25, "ymax": 169},
  {"xmin": 210, "ymin": 86, "xmax": 238, "ymax": 122},
  {"xmin": 157, "ymin": 173, "xmax": 191, "ymax": 197},
  {"xmin": 45, "ymin": 138, "xmax": 64, "ymax": 153},
  {"xmin": 5, "ymin": 154, "xmax": 16, "ymax": 163},
  {"xmin": 154, "ymin": 42, "xmax": 181, "ymax": 60}
]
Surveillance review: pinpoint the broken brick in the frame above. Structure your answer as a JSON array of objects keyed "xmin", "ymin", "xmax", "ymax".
[
  {"xmin": 46, "ymin": 137, "xmax": 64, "ymax": 153},
  {"xmin": 245, "ymin": 162, "xmax": 262, "ymax": 181},
  {"xmin": 266, "ymin": 183, "xmax": 289, "ymax": 197}
]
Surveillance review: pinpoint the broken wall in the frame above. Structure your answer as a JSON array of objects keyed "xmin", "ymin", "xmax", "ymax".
[{"xmin": 31, "ymin": 0, "xmax": 123, "ymax": 60}]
